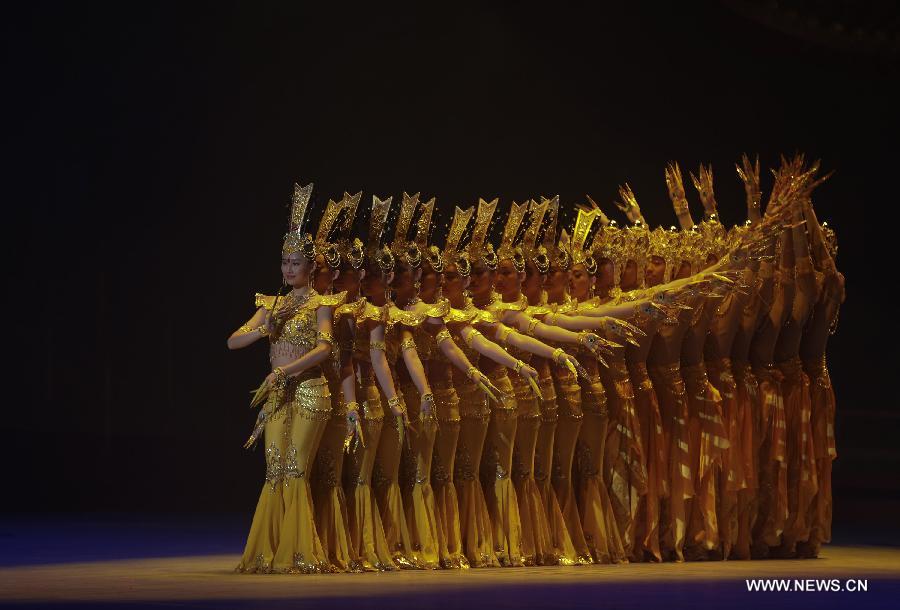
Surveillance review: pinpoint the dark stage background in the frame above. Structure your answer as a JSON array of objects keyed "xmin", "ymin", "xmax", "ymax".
[{"xmin": 3, "ymin": 1, "xmax": 898, "ymax": 535}]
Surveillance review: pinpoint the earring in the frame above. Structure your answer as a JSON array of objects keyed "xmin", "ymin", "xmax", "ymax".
[
  {"xmin": 413, "ymin": 280, "xmax": 421, "ymax": 296},
  {"xmin": 385, "ymin": 287, "xmax": 392, "ymax": 303}
]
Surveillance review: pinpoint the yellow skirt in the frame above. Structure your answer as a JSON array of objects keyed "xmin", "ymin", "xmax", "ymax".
[
  {"xmin": 682, "ymin": 363, "xmax": 729, "ymax": 559},
  {"xmin": 629, "ymin": 362, "xmax": 666, "ymax": 562},
  {"xmin": 455, "ymin": 380, "xmax": 499, "ymax": 567},
  {"xmin": 344, "ymin": 379, "xmax": 396, "ymax": 571},
  {"xmin": 574, "ymin": 374, "xmax": 626, "ymax": 563},
  {"xmin": 237, "ymin": 376, "xmax": 332, "ymax": 574},
  {"xmin": 400, "ymin": 383, "xmax": 441, "ymax": 569},
  {"xmin": 801, "ymin": 356, "xmax": 836, "ymax": 556},
  {"xmin": 481, "ymin": 368, "xmax": 524, "ymax": 566},
  {"xmin": 777, "ymin": 358, "xmax": 818, "ymax": 556},
  {"xmin": 602, "ymin": 360, "xmax": 647, "ymax": 560},
  {"xmin": 648, "ymin": 362, "xmax": 692, "ymax": 562}
]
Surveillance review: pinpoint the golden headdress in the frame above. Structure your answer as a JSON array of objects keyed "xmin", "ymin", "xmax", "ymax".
[
  {"xmin": 570, "ymin": 208, "xmax": 599, "ymax": 273},
  {"xmin": 591, "ymin": 216, "xmax": 624, "ymax": 289},
  {"xmin": 389, "ymin": 192, "xmax": 422, "ymax": 270},
  {"xmin": 444, "ymin": 205, "xmax": 475, "ymax": 276},
  {"xmin": 523, "ymin": 198, "xmax": 550, "ymax": 274},
  {"xmin": 415, "ymin": 196, "xmax": 443, "ymax": 272},
  {"xmin": 282, "ymin": 182, "xmax": 315, "ymax": 258},
  {"xmin": 647, "ymin": 226, "xmax": 679, "ymax": 284},
  {"xmin": 316, "ymin": 191, "xmax": 363, "ymax": 270},
  {"xmin": 368, "ymin": 195, "xmax": 394, "ymax": 274},
  {"xmin": 497, "ymin": 200, "xmax": 529, "ymax": 272},
  {"xmin": 467, "ymin": 197, "xmax": 499, "ymax": 270},
  {"xmin": 554, "ymin": 228, "xmax": 572, "ymax": 271}
]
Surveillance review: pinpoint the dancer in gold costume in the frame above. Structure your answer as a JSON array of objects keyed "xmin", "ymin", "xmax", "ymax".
[
  {"xmin": 308, "ymin": 192, "xmax": 368, "ymax": 572},
  {"xmin": 344, "ymin": 195, "xmax": 405, "ymax": 571},
  {"xmin": 799, "ymin": 211, "xmax": 843, "ymax": 558},
  {"xmin": 438, "ymin": 205, "xmax": 539, "ymax": 567},
  {"xmin": 230, "ymin": 182, "xmax": 346, "ymax": 573}
]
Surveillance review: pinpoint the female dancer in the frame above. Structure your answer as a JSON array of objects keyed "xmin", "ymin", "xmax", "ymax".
[{"xmin": 230, "ymin": 183, "xmax": 345, "ymax": 573}]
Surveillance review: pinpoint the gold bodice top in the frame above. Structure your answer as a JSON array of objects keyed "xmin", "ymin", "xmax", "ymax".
[{"xmin": 255, "ymin": 289, "xmax": 346, "ymax": 363}]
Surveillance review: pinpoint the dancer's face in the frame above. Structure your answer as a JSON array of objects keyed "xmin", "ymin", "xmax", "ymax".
[
  {"xmin": 420, "ymin": 267, "xmax": 441, "ymax": 303},
  {"xmin": 596, "ymin": 258, "xmax": 615, "ymax": 294},
  {"xmin": 312, "ymin": 254, "xmax": 332, "ymax": 293},
  {"xmin": 522, "ymin": 260, "xmax": 545, "ymax": 303},
  {"xmin": 361, "ymin": 265, "xmax": 386, "ymax": 304},
  {"xmin": 674, "ymin": 260, "xmax": 692, "ymax": 280},
  {"xmin": 469, "ymin": 263, "xmax": 496, "ymax": 301},
  {"xmin": 568, "ymin": 263, "xmax": 593, "ymax": 301},
  {"xmin": 442, "ymin": 263, "xmax": 467, "ymax": 305},
  {"xmin": 495, "ymin": 259, "xmax": 522, "ymax": 299},
  {"xmin": 645, "ymin": 256, "xmax": 666, "ymax": 287},
  {"xmin": 620, "ymin": 259, "xmax": 638, "ymax": 291},
  {"xmin": 334, "ymin": 265, "xmax": 359, "ymax": 297},
  {"xmin": 547, "ymin": 265, "xmax": 568, "ymax": 303},
  {"xmin": 281, "ymin": 252, "xmax": 311, "ymax": 288},
  {"xmin": 390, "ymin": 263, "xmax": 416, "ymax": 305}
]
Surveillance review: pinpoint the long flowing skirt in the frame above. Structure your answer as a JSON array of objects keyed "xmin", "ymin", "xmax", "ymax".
[
  {"xmin": 629, "ymin": 362, "xmax": 666, "ymax": 562},
  {"xmin": 602, "ymin": 361, "xmax": 647, "ymax": 560},
  {"xmin": 400, "ymin": 383, "xmax": 441, "ymax": 569},
  {"xmin": 455, "ymin": 380, "xmax": 500, "ymax": 567},
  {"xmin": 344, "ymin": 379, "xmax": 396, "ymax": 571},
  {"xmin": 681, "ymin": 363, "xmax": 730, "ymax": 560},
  {"xmin": 751, "ymin": 365, "xmax": 788, "ymax": 555},
  {"xmin": 776, "ymin": 357, "xmax": 818, "ymax": 557},
  {"xmin": 238, "ymin": 377, "xmax": 332, "ymax": 573},
  {"xmin": 430, "ymin": 384, "xmax": 469, "ymax": 568},
  {"xmin": 801, "ymin": 357, "xmax": 836, "ymax": 557},
  {"xmin": 731, "ymin": 361, "xmax": 760, "ymax": 560},
  {"xmin": 648, "ymin": 363, "xmax": 693, "ymax": 562},
  {"xmin": 480, "ymin": 369, "xmax": 524, "ymax": 566},
  {"xmin": 573, "ymin": 373, "xmax": 626, "ymax": 563}
]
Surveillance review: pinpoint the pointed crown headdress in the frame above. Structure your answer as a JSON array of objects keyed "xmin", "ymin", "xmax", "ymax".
[
  {"xmin": 467, "ymin": 197, "xmax": 499, "ymax": 270},
  {"xmin": 497, "ymin": 200, "xmax": 529, "ymax": 272},
  {"xmin": 415, "ymin": 196, "xmax": 443, "ymax": 273},
  {"xmin": 339, "ymin": 191, "xmax": 366, "ymax": 270},
  {"xmin": 389, "ymin": 192, "xmax": 422, "ymax": 270},
  {"xmin": 523, "ymin": 198, "xmax": 550, "ymax": 274},
  {"xmin": 315, "ymin": 191, "xmax": 362, "ymax": 269},
  {"xmin": 444, "ymin": 205, "xmax": 475, "ymax": 277},
  {"xmin": 570, "ymin": 208, "xmax": 599, "ymax": 274},
  {"xmin": 282, "ymin": 182, "xmax": 316, "ymax": 258},
  {"xmin": 368, "ymin": 195, "xmax": 394, "ymax": 275}
]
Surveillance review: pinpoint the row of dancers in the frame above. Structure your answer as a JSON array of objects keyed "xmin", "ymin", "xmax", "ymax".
[{"xmin": 228, "ymin": 154, "xmax": 844, "ymax": 573}]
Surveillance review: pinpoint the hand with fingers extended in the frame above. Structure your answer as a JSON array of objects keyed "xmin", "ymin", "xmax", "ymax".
[
  {"xmin": 603, "ymin": 317, "xmax": 645, "ymax": 347},
  {"xmin": 467, "ymin": 366, "xmax": 502, "ymax": 404},
  {"xmin": 343, "ymin": 402, "xmax": 366, "ymax": 453}
]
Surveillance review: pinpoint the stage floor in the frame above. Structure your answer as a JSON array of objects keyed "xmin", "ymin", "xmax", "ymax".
[{"xmin": 2, "ymin": 545, "xmax": 899, "ymax": 609}]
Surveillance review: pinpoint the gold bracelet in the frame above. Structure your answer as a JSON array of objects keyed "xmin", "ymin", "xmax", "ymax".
[
  {"xmin": 400, "ymin": 338, "xmax": 417, "ymax": 351},
  {"xmin": 466, "ymin": 366, "xmax": 479, "ymax": 381},
  {"xmin": 496, "ymin": 325, "xmax": 512, "ymax": 345},
  {"xmin": 435, "ymin": 328, "xmax": 452, "ymax": 345},
  {"xmin": 464, "ymin": 329, "xmax": 482, "ymax": 347},
  {"xmin": 370, "ymin": 340, "xmax": 387, "ymax": 351},
  {"xmin": 345, "ymin": 401, "xmax": 360, "ymax": 417},
  {"xmin": 238, "ymin": 325, "xmax": 254, "ymax": 334},
  {"xmin": 421, "ymin": 392, "xmax": 435, "ymax": 404},
  {"xmin": 316, "ymin": 330, "xmax": 334, "ymax": 345},
  {"xmin": 546, "ymin": 312, "xmax": 558, "ymax": 326},
  {"xmin": 527, "ymin": 318, "xmax": 539, "ymax": 334},
  {"xmin": 272, "ymin": 367, "xmax": 288, "ymax": 390},
  {"xmin": 387, "ymin": 395, "xmax": 402, "ymax": 410},
  {"xmin": 513, "ymin": 359, "xmax": 524, "ymax": 374},
  {"xmin": 551, "ymin": 347, "xmax": 564, "ymax": 364}
]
